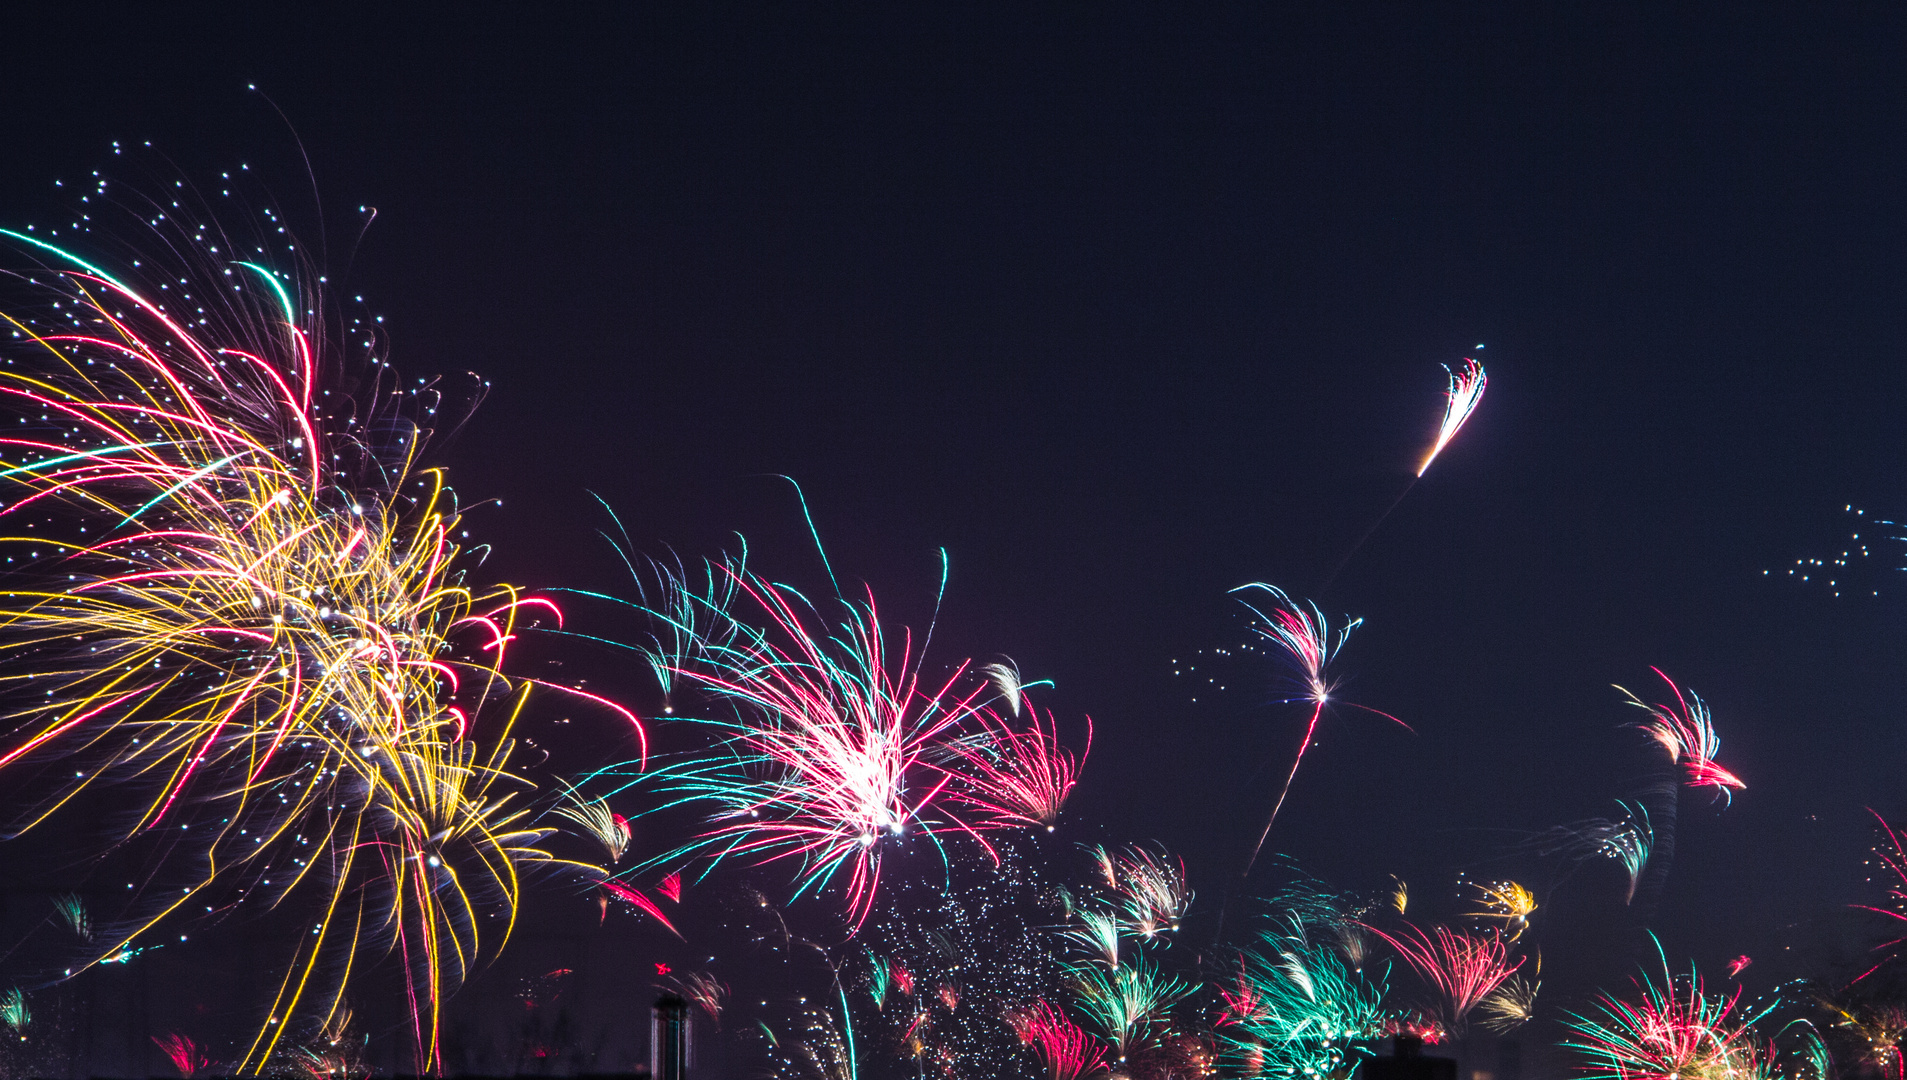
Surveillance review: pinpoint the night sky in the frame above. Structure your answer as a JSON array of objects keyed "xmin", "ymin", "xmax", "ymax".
[{"xmin": 6, "ymin": 5, "xmax": 1907, "ymax": 1076}]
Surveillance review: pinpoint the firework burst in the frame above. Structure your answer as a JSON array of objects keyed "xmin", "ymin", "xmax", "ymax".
[
  {"xmin": 1562, "ymin": 944, "xmax": 1785, "ymax": 1080},
  {"xmin": 937, "ymin": 704, "xmax": 1089, "ymax": 832},
  {"xmin": 1229, "ymin": 583, "xmax": 1406, "ymax": 877},
  {"xmin": 1217, "ymin": 914, "xmax": 1390, "ymax": 1079},
  {"xmin": 0, "ymin": 194, "xmax": 634, "ymax": 1070},
  {"xmin": 1009, "ymin": 999, "xmax": 1109, "ymax": 1080},
  {"xmin": 1419, "ymin": 358, "xmax": 1488, "ymax": 477},
  {"xmin": 1477, "ymin": 974, "xmax": 1540, "ymax": 1034},
  {"xmin": 596, "ymin": 543, "xmax": 1088, "ymax": 928},
  {"xmin": 1368, "ymin": 922, "xmax": 1522, "ymax": 1032},
  {"xmin": 1619, "ymin": 668, "xmax": 1744, "ymax": 800},
  {"xmin": 1461, "ymin": 878, "xmax": 1537, "ymax": 941},
  {"xmin": 1066, "ymin": 953, "xmax": 1194, "ymax": 1061}
]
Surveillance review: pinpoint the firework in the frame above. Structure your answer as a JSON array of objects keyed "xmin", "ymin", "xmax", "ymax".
[
  {"xmin": 937, "ymin": 705, "xmax": 1090, "ymax": 831},
  {"xmin": 978, "ymin": 658, "xmax": 1029, "ymax": 717},
  {"xmin": 660, "ymin": 971, "xmax": 728, "ymax": 1028},
  {"xmin": 1618, "ymin": 669, "xmax": 1744, "ymax": 799},
  {"xmin": 0, "ymin": 989, "xmax": 24, "ymax": 1041},
  {"xmin": 0, "ymin": 208, "xmax": 634, "ymax": 1070},
  {"xmin": 1109, "ymin": 845, "xmax": 1191, "ymax": 942},
  {"xmin": 1419, "ymin": 358, "xmax": 1488, "ymax": 477},
  {"xmin": 1850, "ymin": 811, "xmax": 1907, "ymax": 985},
  {"xmin": 858, "ymin": 844, "xmax": 1066, "ymax": 1075},
  {"xmin": 863, "ymin": 954, "xmax": 898, "ymax": 1010},
  {"xmin": 1368, "ymin": 922, "xmax": 1522, "ymax": 1031},
  {"xmin": 599, "ymin": 878, "xmax": 683, "ymax": 938},
  {"xmin": 1562, "ymin": 944, "xmax": 1780, "ymax": 1080},
  {"xmin": 1066, "ymin": 953, "xmax": 1194, "ymax": 1061},
  {"xmin": 553, "ymin": 786, "xmax": 631, "ymax": 862},
  {"xmin": 606, "ymin": 544, "xmax": 747, "ymax": 717},
  {"xmin": 1462, "ymin": 879, "xmax": 1537, "ymax": 940},
  {"xmin": 600, "ymin": 545, "xmax": 1081, "ymax": 929},
  {"xmin": 1229, "ymin": 583, "xmax": 1405, "ymax": 877},
  {"xmin": 1821, "ymin": 995, "xmax": 1907, "ymax": 1079},
  {"xmin": 1477, "ymin": 974, "xmax": 1540, "ymax": 1033},
  {"xmin": 1602, "ymin": 803, "xmax": 1656, "ymax": 904},
  {"xmin": 1312, "ymin": 359, "xmax": 1491, "ymax": 595},
  {"xmin": 52, "ymin": 894, "xmax": 89, "ymax": 943},
  {"xmin": 772, "ymin": 986, "xmax": 863, "ymax": 1080},
  {"xmin": 1010, "ymin": 999, "xmax": 1110, "ymax": 1080},
  {"xmin": 1520, "ymin": 801, "xmax": 1654, "ymax": 903},
  {"xmin": 1061, "ymin": 907, "xmax": 1124, "ymax": 969},
  {"xmin": 1217, "ymin": 917, "xmax": 1389, "ymax": 1078},
  {"xmin": 154, "ymin": 1033, "xmax": 213, "ymax": 1078}
]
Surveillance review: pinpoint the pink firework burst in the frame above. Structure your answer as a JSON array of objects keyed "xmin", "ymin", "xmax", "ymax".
[
  {"xmin": 153, "ymin": 1034, "xmax": 213, "ymax": 1078},
  {"xmin": 1010, "ymin": 999, "xmax": 1110, "ymax": 1080},
  {"xmin": 1619, "ymin": 668, "xmax": 1744, "ymax": 800},
  {"xmin": 1562, "ymin": 948, "xmax": 1775, "ymax": 1080},
  {"xmin": 938, "ymin": 705, "xmax": 1091, "ymax": 831},
  {"xmin": 633, "ymin": 563, "xmax": 1010, "ymax": 929},
  {"xmin": 1368, "ymin": 922, "xmax": 1523, "ymax": 1031}
]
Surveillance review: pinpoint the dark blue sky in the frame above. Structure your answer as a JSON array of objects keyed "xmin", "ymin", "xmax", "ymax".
[{"xmin": 5, "ymin": 4, "xmax": 1907, "ymax": 1074}]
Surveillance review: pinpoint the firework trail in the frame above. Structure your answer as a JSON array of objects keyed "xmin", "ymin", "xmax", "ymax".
[
  {"xmin": 1519, "ymin": 802, "xmax": 1654, "ymax": 904},
  {"xmin": 0, "ymin": 189, "xmax": 636, "ymax": 1070},
  {"xmin": 1367, "ymin": 922, "xmax": 1522, "ymax": 1032},
  {"xmin": 1229, "ymin": 583, "xmax": 1406, "ymax": 880},
  {"xmin": 1315, "ymin": 358, "xmax": 1489, "ymax": 594},
  {"xmin": 1419, "ymin": 357, "xmax": 1489, "ymax": 477}
]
